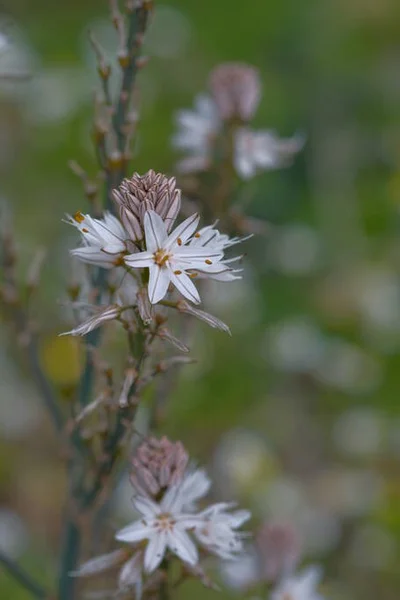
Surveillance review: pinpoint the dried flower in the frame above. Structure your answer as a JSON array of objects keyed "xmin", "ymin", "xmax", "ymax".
[
  {"xmin": 112, "ymin": 169, "xmax": 181, "ymax": 240},
  {"xmin": 209, "ymin": 62, "xmax": 261, "ymax": 122},
  {"xmin": 234, "ymin": 128, "xmax": 304, "ymax": 179},
  {"xmin": 61, "ymin": 275, "xmax": 139, "ymax": 336},
  {"xmin": 270, "ymin": 566, "xmax": 324, "ymax": 600},
  {"xmin": 124, "ymin": 211, "xmax": 233, "ymax": 305},
  {"xmin": 71, "ymin": 549, "xmax": 143, "ymax": 599},
  {"xmin": 130, "ymin": 436, "xmax": 189, "ymax": 497},
  {"xmin": 172, "ymin": 94, "xmax": 220, "ymax": 173},
  {"xmin": 67, "ymin": 211, "xmax": 128, "ymax": 268}
]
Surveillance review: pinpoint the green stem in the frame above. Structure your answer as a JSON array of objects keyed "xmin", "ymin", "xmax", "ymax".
[
  {"xmin": 57, "ymin": 519, "xmax": 81, "ymax": 600},
  {"xmin": 0, "ymin": 551, "xmax": 47, "ymax": 599}
]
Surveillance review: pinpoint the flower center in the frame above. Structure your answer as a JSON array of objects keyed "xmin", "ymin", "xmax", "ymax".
[
  {"xmin": 154, "ymin": 513, "xmax": 176, "ymax": 532},
  {"xmin": 153, "ymin": 249, "xmax": 170, "ymax": 267}
]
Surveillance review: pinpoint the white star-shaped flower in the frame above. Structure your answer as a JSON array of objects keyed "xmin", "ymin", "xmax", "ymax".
[
  {"xmin": 194, "ymin": 503, "xmax": 251, "ymax": 560},
  {"xmin": 124, "ymin": 211, "xmax": 227, "ymax": 305},
  {"xmin": 172, "ymin": 94, "xmax": 221, "ymax": 173},
  {"xmin": 234, "ymin": 128, "xmax": 304, "ymax": 180},
  {"xmin": 68, "ymin": 211, "xmax": 127, "ymax": 268},
  {"xmin": 270, "ymin": 566, "xmax": 324, "ymax": 600},
  {"xmin": 115, "ymin": 491, "xmax": 201, "ymax": 573}
]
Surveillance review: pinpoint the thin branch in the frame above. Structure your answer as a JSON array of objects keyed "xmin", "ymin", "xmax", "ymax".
[{"xmin": 0, "ymin": 551, "xmax": 48, "ymax": 599}]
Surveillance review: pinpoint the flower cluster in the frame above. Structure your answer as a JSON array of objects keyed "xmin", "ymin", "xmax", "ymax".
[
  {"xmin": 72, "ymin": 437, "xmax": 250, "ymax": 595},
  {"xmin": 172, "ymin": 62, "xmax": 304, "ymax": 178},
  {"xmin": 64, "ymin": 170, "xmax": 248, "ymax": 337}
]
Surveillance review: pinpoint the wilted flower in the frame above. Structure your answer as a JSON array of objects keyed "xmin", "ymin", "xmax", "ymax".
[
  {"xmin": 67, "ymin": 211, "xmax": 129, "ymax": 268},
  {"xmin": 209, "ymin": 62, "xmax": 261, "ymax": 122},
  {"xmin": 71, "ymin": 548, "xmax": 143, "ymax": 598},
  {"xmin": 172, "ymin": 94, "xmax": 220, "ymax": 173},
  {"xmin": 124, "ymin": 211, "xmax": 242, "ymax": 304},
  {"xmin": 61, "ymin": 275, "xmax": 139, "ymax": 336},
  {"xmin": 270, "ymin": 566, "xmax": 324, "ymax": 600},
  {"xmin": 234, "ymin": 128, "xmax": 304, "ymax": 179},
  {"xmin": 113, "ymin": 170, "xmax": 181, "ymax": 241}
]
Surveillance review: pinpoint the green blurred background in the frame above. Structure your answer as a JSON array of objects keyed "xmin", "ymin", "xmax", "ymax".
[{"xmin": 1, "ymin": 0, "xmax": 400, "ymax": 598}]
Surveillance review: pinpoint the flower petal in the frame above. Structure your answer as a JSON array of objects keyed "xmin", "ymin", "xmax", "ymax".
[
  {"xmin": 70, "ymin": 247, "xmax": 116, "ymax": 268},
  {"xmin": 148, "ymin": 266, "xmax": 171, "ymax": 304},
  {"xmin": 144, "ymin": 211, "xmax": 168, "ymax": 253},
  {"xmin": 124, "ymin": 251, "xmax": 154, "ymax": 268},
  {"xmin": 166, "ymin": 213, "xmax": 200, "ymax": 248},
  {"xmin": 132, "ymin": 495, "xmax": 160, "ymax": 518},
  {"xmin": 167, "ymin": 528, "xmax": 198, "ymax": 566},
  {"xmin": 169, "ymin": 270, "xmax": 200, "ymax": 304},
  {"xmin": 115, "ymin": 520, "xmax": 152, "ymax": 543},
  {"xmin": 144, "ymin": 533, "xmax": 168, "ymax": 572}
]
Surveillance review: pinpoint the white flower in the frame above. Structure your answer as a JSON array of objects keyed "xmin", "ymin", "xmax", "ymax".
[
  {"xmin": 115, "ymin": 492, "xmax": 200, "ymax": 573},
  {"xmin": 124, "ymin": 211, "xmax": 232, "ymax": 305},
  {"xmin": 234, "ymin": 128, "xmax": 304, "ymax": 179},
  {"xmin": 189, "ymin": 224, "xmax": 250, "ymax": 282},
  {"xmin": 194, "ymin": 503, "xmax": 251, "ymax": 560},
  {"xmin": 172, "ymin": 94, "xmax": 220, "ymax": 172},
  {"xmin": 68, "ymin": 211, "xmax": 128, "ymax": 268},
  {"xmin": 270, "ymin": 566, "xmax": 324, "ymax": 600}
]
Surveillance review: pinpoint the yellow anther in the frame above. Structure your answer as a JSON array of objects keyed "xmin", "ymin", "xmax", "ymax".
[
  {"xmin": 205, "ymin": 259, "xmax": 212, "ymax": 265},
  {"xmin": 82, "ymin": 228, "xmax": 89, "ymax": 233},
  {"xmin": 73, "ymin": 211, "xmax": 85, "ymax": 223},
  {"xmin": 189, "ymin": 272, "xmax": 198, "ymax": 278},
  {"xmin": 174, "ymin": 270, "xmax": 182, "ymax": 275},
  {"xmin": 194, "ymin": 232, "xmax": 201, "ymax": 238},
  {"xmin": 177, "ymin": 237, "xmax": 182, "ymax": 246}
]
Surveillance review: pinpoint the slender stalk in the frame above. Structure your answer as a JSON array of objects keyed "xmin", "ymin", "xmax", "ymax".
[
  {"xmin": 0, "ymin": 551, "xmax": 48, "ymax": 599},
  {"xmin": 57, "ymin": 519, "xmax": 81, "ymax": 600},
  {"xmin": 57, "ymin": 5, "xmax": 153, "ymax": 597}
]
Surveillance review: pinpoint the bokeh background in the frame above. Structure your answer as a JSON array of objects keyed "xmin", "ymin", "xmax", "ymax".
[{"xmin": 1, "ymin": 0, "xmax": 400, "ymax": 598}]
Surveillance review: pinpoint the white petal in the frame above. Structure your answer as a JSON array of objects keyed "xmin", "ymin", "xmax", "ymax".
[
  {"xmin": 228, "ymin": 510, "xmax": 251, "ymax": 528},
  {"xmin": 144, "ymin": 533, "xmax": 168, "ymax": 572},
  {"xmin": 148, "ymin": 266, "xmax": 171, "ymax": 304},
  {"xmin": 71, "ymin": 247, "xmax": 116, "ymax": 268},
  {"xmin": 144, "ymin": 211, "xmax": 167, "ymax": 252},
  {"xmin": 181, "ymin": 469, "xmax": 211, "ymax": 507},
  {"xmin": 166, "ymin": 213, "xmax": 200, "ymax": 248},
  {"xmin": 132, "ymin": 495, "xmax": 160, "ymax": 518},
  {"xmin": 169, "ymin": 270, "xmax": 200, "ymax": 304},
  {"xmin": 124, "ymin": 251, "xmax": 154, "ymax": 268},
  {"xmin": 102, "ymin": 242, "xmax": 126, "ymax": 254},
  {"xmin": 167, "ymin": 528, "xmax": 198, "ymax": 566},
  {"xmin": 115, "ymin": 520, "xmax": 152, "ymax": 543}
]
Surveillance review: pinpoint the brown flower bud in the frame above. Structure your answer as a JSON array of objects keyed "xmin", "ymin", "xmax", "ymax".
[
  {"xmin": 112, "ymin": 170, "xmax": 181, "ymax": 241},
  {"xmin": 256, "ymin": 522, "xmax": 301, "ymax": 582},
  {"xmin": 209, "ymin": 62, "xmax": 261, "ymax": 122},
  {"xmin": 130, "ymin": 436, "xmax": 189, "ymax": 498}
]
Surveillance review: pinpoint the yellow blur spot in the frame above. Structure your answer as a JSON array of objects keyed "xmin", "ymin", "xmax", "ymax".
[{"xmin": 40, "ymin": 335, "xmax": 82, "ymax": 387}]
